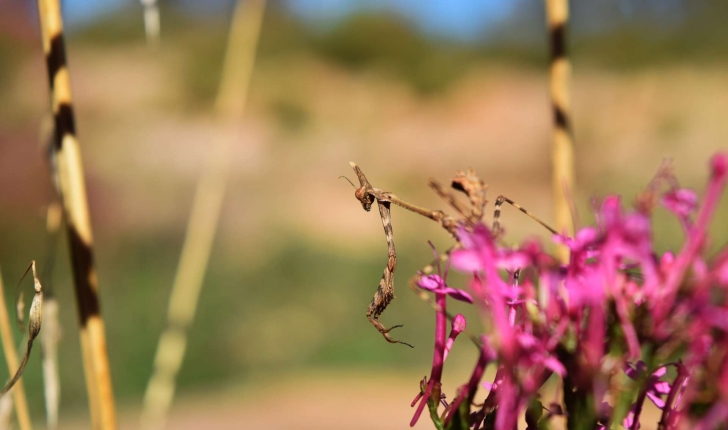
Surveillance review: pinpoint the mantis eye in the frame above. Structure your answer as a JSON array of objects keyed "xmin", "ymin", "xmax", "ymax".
[
  {"xmin": 355, "ymin": 187, "xmax": 373, "ymax": 211},
  {"xmin": 355, "ymin": 187, "xmax": 366, "ymax": 201}
]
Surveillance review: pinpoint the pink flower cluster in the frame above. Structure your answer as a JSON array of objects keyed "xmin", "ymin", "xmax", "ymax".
[{"xmin": 410, "ymin": 153, "xmax": 728, "ymax": 430}]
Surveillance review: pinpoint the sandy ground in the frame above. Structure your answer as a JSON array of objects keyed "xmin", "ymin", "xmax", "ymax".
[
  {"xmin": 56, "ymin": 373, "xmax": 445, "ymax": 430},
  {"xmin": 53, "ymin": 372, "xmax": 663, "ymax": 430}
]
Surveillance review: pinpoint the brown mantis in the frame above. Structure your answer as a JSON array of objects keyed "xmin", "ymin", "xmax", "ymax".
[{"xmin": 346, "ymin": 162, "xmax": 559, "ymax": 347}]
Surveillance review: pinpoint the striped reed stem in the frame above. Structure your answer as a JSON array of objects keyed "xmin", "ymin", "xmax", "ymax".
[
  {"xmin": 546, "ymin": 0, "xmax": 575, "ymax": 262},
  {"xmin": 36, "ymin": 0, "xmax": 117, "ymax": 427},
  {"xmin": 141, "ymin": 1, "xmax": 266, "ymax": 428}
]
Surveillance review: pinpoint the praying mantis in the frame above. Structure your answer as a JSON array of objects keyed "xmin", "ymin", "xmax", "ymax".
[{"xmin": 345, "ymin": 162, "xmax": 558, "ymax": 347}]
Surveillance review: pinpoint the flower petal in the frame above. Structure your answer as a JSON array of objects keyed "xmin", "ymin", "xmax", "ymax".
[
  {"xmin": 661, "ymin": 188, "xmax": 698, "ymax": 218},
  {"xmin": 417, "ymin": 274, "xmax": 444, "ymax": 291},
  {"xmin": 451, "ymin": 249, "xmax": 482, "ymax": 272},
  {"xmin": 542, "ymin": 356, "xmax": 567, "ymax": 376},
  {"xmin": 646, "ymin": 391, "xmax": 666, "ymax": 409},
  {"xmin": 600, "ymin": 196, "xmax": 623, "ymax": 229},
  {"xmin": 575, "ymin": 227, "xmax": 599, "ymax": 247},
  {"xmin": 716, "ymin": 255, "xmax": 728, "ymax": 286},
  {"xmin": 623, "ymin": 408, "xmax": 639, "ymax": 430},
  {"xmin": 624, "ymin": 361, "xmax": 644, "ymax": 380},
  {"xmin": 652, "ymin": 367, "xmax": 667, "ymax": 378},
  {"xmin": 497, "ymin": 250, "xmax": 530, "ymax": 270},
  {"xmin": 516, "ymin": 333, "xmax": 538, "ymax": 348},
  {"xmin": 445, "ymin": 287, "xmax": 474, "ymax": 304},
  {"xmin": 652, "ymin": 381, "xmax": 671, "ymax": 395}
]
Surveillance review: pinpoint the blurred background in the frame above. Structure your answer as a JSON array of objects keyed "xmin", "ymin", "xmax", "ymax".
[{"xmin": 0, "ymin": 0, "xmax": 727, "ymax": 428}]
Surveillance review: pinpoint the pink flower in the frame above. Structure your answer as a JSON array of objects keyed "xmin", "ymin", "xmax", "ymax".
[
  {"xmin": 416, "ymin": 274, "xmax": 473, "ymax": 303},
  {"xmin": 554, "ymin": 226, "xmax": 599, "ymax": 254},
  {"xmin": 714, "ymin": 251, "xmax": 728, "ymax": 286},
  {"xmin": 662, "ymin": 188, "xmax": 698, "ymax": 218},
  {"xmin": 443, "ymin": 314, "xmax": 466, "ymax": 361},
  {"xmin": 404, "ymin": 153, "xmax": 728, "ymax": 430},
  {"xmin": 712, "ymin": 152, "xmax": 728, "ymax": 180},
  {"xmin": 411, "ymin": 245, "xmax": 471, "ymax": 427},
  {"xmin": 624, "ymin": 362, "xmax": 671, "ymax": 409}
]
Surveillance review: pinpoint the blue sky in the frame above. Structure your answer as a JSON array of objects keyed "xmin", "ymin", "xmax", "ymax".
[
  {"xmin": 284, "ymin": 0, "xmax": 515, "ymax": 40},
  {"xmin": 61, "ymin": 0, "xmax": 515, "ymax": 41}
]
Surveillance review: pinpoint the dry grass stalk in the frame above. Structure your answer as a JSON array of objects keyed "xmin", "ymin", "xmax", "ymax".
[
  {"xmin": 36, "ymin": 0, "xmax": 117, "ymax": 427},
  {"xmin": 40, "ymin": 297, "xmax": 60, "ymax": 430},
  {"xmin": 140, "ymin": 0, "xmax": 161, "ymax": 47},
  {"xmin": 0, "ymin": 393, "xmax": 13, "ymax": 430},
  {"xmin": 141, "ymin": 1, "xmax": 267, "ymax": 428},
  {"xmin": 546, "ymin": 0, "xmax": 575, "ymax": 263},
  {"xmin": 0, "ymin": 267, "xmax": 32, "ymax": 430},
  {"xmin": 39, "ymin": 71, "xmax": 64, "ymax": 430},
  {"xmin": 40, "ymin": 202, "xmax": 62, "ymax": 430}
]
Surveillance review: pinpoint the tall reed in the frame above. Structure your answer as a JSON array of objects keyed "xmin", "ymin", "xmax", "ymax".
[
  {"xmin": 36, "ymin": 0, "xmax": 116, "ymax": 428},
  {"xmin": 140, "ymin": 0, "xmax": 161, "ymax": 46},
  {"xmin": 39, "ymin": 201, "xmax": 62, "ymax": 430},
  {"xmin": 546, "ymin": 0, "xmax": 575, "ymax": 262},
  {"xmin": 141, "ymin": 1, "xmax": 267, "ymax": 428}
]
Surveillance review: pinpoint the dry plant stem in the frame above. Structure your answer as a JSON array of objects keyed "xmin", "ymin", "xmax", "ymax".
[
  {"xmin": 36, "ymin": 0, "xmax": 116, "ymax": 427},
  {"xmin": 140, "ymin": 0, "xmax": 161, "ymax": 46},
  {"xmin": 0, "ymin": 392, "xmax": 13, "ymax": 430},
  {"xmin": 39, "ymin": 71, "xmax": 64, "ymax": 430},
  {"xmin": 141, "ymin": 1, "xmax": 266, "ymax": 429},
  {"xmin": 41, "ymin": 298, "xmax": 61, "ymax": 430},
  {"xmin": 1, "ymin": 262, "xmax": 44, "ymax": 399},
  {"xmin": 41, "ymin": 202, "xmax": 62, "ymax": 430},
  {"xmin": 0, "ymin": 268, "xmax": 32, "ymax": 430},
  {"xmin": 546, "ymin": 0, "xmax": 575, "ymax": 263}
]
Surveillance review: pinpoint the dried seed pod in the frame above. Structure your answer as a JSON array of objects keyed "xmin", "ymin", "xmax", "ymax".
[
  {"xmin": 0, "ymin": 262, "xmax": 43, "ymax": 398},
  {"xmin": 28, "ymin": 290, "xmax": 43, "ymax": 341}
]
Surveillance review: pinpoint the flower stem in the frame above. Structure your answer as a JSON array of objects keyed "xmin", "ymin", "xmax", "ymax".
[
  {"xmin": 411, "ymin": 292, "xmax": 448, "ymax": 427},
  {"xmin": 658, "ymin": 364, "xmax": 689, "ymax": 430}
]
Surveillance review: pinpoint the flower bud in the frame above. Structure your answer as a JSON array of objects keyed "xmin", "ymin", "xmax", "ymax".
[{"xmin": 443, "ymin": 314, "xmax": 466, "ymax": 362}]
